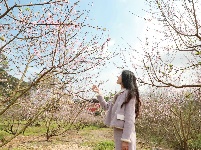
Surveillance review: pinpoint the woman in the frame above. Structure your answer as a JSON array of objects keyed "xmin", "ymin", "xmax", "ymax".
[{"xmin": 92, "ymin": 70, "xmax": 141, "ymax": 150}]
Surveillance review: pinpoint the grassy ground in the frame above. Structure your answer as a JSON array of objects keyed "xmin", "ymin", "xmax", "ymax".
[{"xmin": 0, "ymin": 125, "xmax": 171, "ymax": 150}]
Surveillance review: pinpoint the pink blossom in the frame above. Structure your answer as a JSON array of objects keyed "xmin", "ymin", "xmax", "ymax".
[{"xmin": 34, "ymin": 48, "xmax": 41, "ymax": 58}]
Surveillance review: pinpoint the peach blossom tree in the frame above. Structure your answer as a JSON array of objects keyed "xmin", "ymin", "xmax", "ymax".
[
  {"xmin": 0, "ymin": 0, "xmax": 116, "ymax": 146},
  {"xmin": 127, "ymin": 0, "xmax": 201, "ymax": 149}
]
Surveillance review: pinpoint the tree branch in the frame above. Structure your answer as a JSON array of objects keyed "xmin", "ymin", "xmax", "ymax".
[
  {"xmin": 0, "ymin": 4, "xmax": 17, "ymax": 19},
  {"xmin": 139, "ymin": 78, "xmax": 201, "ymax": 88},
  {"xmin": 0, "ymin": 29, "xmax": 23, "ymax": 53},
  {"xmin": 191, "ymin": 0, "xmax": 201, "ymax": 41}
]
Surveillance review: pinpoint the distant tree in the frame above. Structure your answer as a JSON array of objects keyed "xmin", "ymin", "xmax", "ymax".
[
  {"xmin": 0, "ymin": 54, "xmax": 8, "ymax": 70},
  {"xmin": 0, "ymin": 69, "xmax": 28, "ymax": 97}
]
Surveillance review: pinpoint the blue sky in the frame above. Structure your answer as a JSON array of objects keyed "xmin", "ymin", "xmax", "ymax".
[
  {"xmin": 84, "ymin": 0, "xmax": 148, "ymax": 93},
  {"xmin": 90, "ymin": 0, "xmax": 147, "ymax": 43}
]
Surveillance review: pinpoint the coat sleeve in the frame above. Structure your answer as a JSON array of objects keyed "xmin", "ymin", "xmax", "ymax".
[
  {"xmin": 96, "ymin": 95, "xmax": 111, "ymax": 111},
  {"xmin": 121, "ymin": 97, "xmax": 136, "ymax": 143}
]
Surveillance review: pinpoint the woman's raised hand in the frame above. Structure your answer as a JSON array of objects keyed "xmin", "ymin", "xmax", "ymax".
[{"xmin": 92, "ymin": 85, "xmax": 100, "ymax": 94}]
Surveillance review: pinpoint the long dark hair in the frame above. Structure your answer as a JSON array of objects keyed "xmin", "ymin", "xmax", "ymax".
[{"xmin": 120, "ymin": 70, "xmax": 141, "ymax": 118}]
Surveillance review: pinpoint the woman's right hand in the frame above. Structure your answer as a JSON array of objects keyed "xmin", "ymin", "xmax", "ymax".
[{"xmin": 92, "ymin": 85, "xmax": 100, "ymax": 94}]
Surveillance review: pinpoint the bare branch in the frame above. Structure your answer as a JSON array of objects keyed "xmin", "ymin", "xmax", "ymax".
[{"xmin": 0, "ymin": 4, "xmax": 17, "ymax": 19}]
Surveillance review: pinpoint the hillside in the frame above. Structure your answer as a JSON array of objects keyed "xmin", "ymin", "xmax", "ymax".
[{"xmin": 0, "ymin": 68, "xmax": 28, "ymax": 97}]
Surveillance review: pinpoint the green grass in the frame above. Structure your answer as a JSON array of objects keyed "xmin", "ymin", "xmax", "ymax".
[
  {"xmin": 188, "ymin": 134, "xmax": 201, "ymax": 150},
  {"xmin": 0, "ymin": 121, "xmax": 114, "ymax": 149},
  {"xmin": 23, "ymin": 125, "xmax": 47, "ymax": 136},
  {"xmin": 0, "ymin": 122, "xmax": 46, "ymax": 138},
  {"xmin": 81, "ymin": 140, "xmax": 114, "ymax": 150},
  {"xmin": 79, "ymin": 126, "xmax": 114, "ymax": 149},
  {"xmin": 0, "ymin": 119, "xmax": 104, "ymax": 137},
  {"xmin": 82, "ymin": 125, "xmax": 100, "ymax": 131},
  {"xmin": 0, "ymin": 124, "xmax": 7, "ymax": 130},
  {"xmin": 0, "ymin": 130, "xmax": 10, "ymax": 141},
  {"xmin": 9, "ymin": 148, "xmax": 26, "ymax": 150},
  {"xmin": 93, "ymin": 141, "xmax": 115, "ymax": 150}
]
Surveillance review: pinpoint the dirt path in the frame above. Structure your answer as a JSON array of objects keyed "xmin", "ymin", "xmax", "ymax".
[{"xmin": 1, "ymin": 128, "xmax": 170, "ymax": 150}]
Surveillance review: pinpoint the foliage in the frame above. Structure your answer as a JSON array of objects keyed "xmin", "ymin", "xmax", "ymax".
[{"xmin": 0, "ymin": 54, "xmax": 8, "ymax": 70}]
